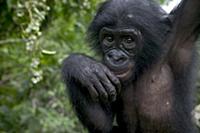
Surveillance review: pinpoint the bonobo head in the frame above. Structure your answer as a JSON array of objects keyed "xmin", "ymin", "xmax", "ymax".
[
  {"xmin": 88, "ymin": 0, "xmax": 171, "ymax": 81},
  {"xmin": 100, "ymin": 27, "xmax": 142, "ymax": 81}
]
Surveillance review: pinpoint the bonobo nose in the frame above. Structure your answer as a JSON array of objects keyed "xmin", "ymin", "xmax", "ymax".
[
  {"xmin": 107, "ymin": 51, "xmax": 126, "ymax": 62},
  {"xmin": 106, "ymin": 49, "xmax": 128, "ymax": 66}
]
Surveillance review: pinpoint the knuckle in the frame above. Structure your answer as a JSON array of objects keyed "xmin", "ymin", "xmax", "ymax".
[
  {"xmin": 84, "ymin": 82, "xmax": 92, "ymax": 88},
  {"xmin": 103, "ymin": 83, "xmax": 116, "ymax": 94},
  {"xmin": 98, "ymin": 88, "xmax": 107, "ymax": 96},
  {"xmin": 102, "ymin": 92, "xmax": 108, "ymax": 98},
  {"xmin": 98, "ymin": 73, "xmax": 106, "ymax": 79},
  {"xmin": 105, "ymin": 82, "xmax": 114, "ymax": 90},
  {"xmin": 90, "ymin": 75, "xmax": 98, "ymax": 82},
  {"xmin": 100, "ymin": 64, "xmax": 108, "ymax": 70},
  {"xmin": 83, "ymin": 66, "xmax": 91, "ymax": 73},
  {"xmin": 103, "ymin": 67, "xmax": 110, "ymax": 73},
  {"xmin": 95, "ymin": 70, "xmax": 104, "ymax": 77},
  {"xmin": 92, "ymin": 92, "xmax": 99, "ymax": 99},
  {"xmin": 110, "ymin": 88, "xmax": 116, "ymax": 94},
  {"xmin": 90, "ymin": 78, "xmax": 95, "ymax": 83},
  {"xmin": 113, "ymin": 78, "xmax": 120, "ymax": 83},
  {"xmin": 88, "ymin": 86, "xmax": 98, "ymax": 95}
]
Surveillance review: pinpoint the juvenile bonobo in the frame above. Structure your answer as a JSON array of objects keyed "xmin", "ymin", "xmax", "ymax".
[{"xmin": 62, "ymin": 0, "xmax": 200, "ymax": 132}]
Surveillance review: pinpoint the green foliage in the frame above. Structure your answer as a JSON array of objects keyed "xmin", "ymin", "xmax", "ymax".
[{"xmin": 0, "ymin": 0, "xmax": 102, "ymax": 132}]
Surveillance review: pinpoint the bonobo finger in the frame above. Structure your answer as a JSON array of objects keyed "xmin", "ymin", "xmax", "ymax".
[
  {"xmin": 105, "ymin": 70, "xmax": 121, "ymax": 93},
  {"xmin": 87, "ymin": 84, "xmax": 99, "ymax": 102},
  {"xmin": 103, "ymin": 82, "xmax": 117, "ymax": 102},
  {"xmin": 91, "ymin": 76, "xmax": 108, "ymax": 102},
  {"xmin": 96, "ymin": 72, "xmax": 117, "ymax": 102}
]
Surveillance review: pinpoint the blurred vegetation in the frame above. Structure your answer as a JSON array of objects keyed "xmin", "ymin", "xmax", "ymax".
[
  {"xmin": 0, "ymin": 0, "xmax": 199, "ymax": 133},
  {"xmin": 0, "ymin": 0, "xmax": 101, "ymax": 132}
]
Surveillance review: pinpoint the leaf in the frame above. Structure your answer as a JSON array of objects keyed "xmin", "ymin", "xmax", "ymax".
[{"xmin": 42, "ymin": 49, "xmax": 56, "ymax": 55}]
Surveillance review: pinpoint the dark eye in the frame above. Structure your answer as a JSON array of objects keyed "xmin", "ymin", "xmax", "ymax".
[
  {"xmin": 104, "ymin": 35, "xmax": 114, "ymax": 42},
  {"xmin": 123, "ymin": 36, "xmax": 136, "ymax": 49},
  {"xmin": 123, "ymin": 36, "xmax": 134, "ymax": 43}
]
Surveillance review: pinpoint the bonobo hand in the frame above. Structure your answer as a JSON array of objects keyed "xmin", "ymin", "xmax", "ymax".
[{"xmin": 62, "ymin": 54, "xmax": 121, "ymax": 102}]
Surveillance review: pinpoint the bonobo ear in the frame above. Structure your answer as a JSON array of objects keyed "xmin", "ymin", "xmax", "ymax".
[
  {"xmin": 160, "ymin": 14, "xmax": 174, "ymax": 28},
  {"xmin": 162, "ymin": 6, "xmax": 178, "ymax": 27}
]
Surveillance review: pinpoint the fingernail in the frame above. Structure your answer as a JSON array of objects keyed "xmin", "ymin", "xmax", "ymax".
[{"xmin": 110, "ymin": 93, "xmax": 116, "ymax": 102}]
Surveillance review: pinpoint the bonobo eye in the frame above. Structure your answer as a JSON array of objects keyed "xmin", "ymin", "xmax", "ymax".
[
  {"xmin": 124, "ymin": 36, "xmax": 134, "ymax": 43},
  {"xmin": 104, "ymin": 35, "xmax": 114, "ymax": 43},
  {"xmin": 122, "ymin": 36, "xmax": 136, "ymax": 49},
  {"xmin": 103, "ymin": 34, "xmax": 114, "ymax": 47}
]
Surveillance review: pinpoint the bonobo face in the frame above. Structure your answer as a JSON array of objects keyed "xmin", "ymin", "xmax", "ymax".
[{"xmin": 100, "ymin": 27, "xmax": 142, "ymax": 81}]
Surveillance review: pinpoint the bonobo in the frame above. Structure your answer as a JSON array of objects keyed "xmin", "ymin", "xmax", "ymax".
[{"xmin": 62, "ymin": 0, "xmax": 200, "ymax": 132}]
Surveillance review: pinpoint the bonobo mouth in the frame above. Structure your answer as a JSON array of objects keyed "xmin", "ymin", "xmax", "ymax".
[
  {"xmin": 109, "ymin": 64, "xmax": 134, "ymax": 81},
  {"xmin": 113, "ymin": 68, "xmax": 132, "ymax": 79}
]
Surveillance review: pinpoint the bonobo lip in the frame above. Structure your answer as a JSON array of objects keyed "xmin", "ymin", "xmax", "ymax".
[
  {"xmin": 109, "ymin": 64, "xmax": 134, "ymax": 80},
  {"xmin": 112, "ymin": 67, "xmax": 132, "ymax": 79},
  {"xmin": 112, "ymin": 68, "xmax": 130, "ymax": 75},
  {"xmin": 104, "ymin": 60, "xmax": 134, "ymax": 80}
]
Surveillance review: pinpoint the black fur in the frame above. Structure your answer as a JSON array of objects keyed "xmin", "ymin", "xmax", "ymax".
[
  {"xmin": 88, "ymin": 0, "xmax": 171, "ymax": 78},
  {"xmin": 62, "ymin": 0, "xmax": 200, "ymax": 133}
]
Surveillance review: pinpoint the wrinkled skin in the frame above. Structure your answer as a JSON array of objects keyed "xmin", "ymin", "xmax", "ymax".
[{"xmin": 63, "ymin": 54, "xmax": 121, "ymax": 103}]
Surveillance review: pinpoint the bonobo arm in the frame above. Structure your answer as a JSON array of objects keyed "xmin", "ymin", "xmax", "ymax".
[
  {"xmin": 165, "ymin": 0, "xmax": 200, "ymax": 72},
  {"xmin": 62, "ymin": 54, "xmax": 121, "ymax": 102},
  {"xmin": 168, "ymin": 0, "xmax": 200, "ymax": 49}
]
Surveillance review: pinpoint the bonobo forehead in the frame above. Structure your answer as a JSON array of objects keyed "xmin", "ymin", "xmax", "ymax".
[
  {"xmin": 101, "ymin": 0, "xmax": 166, "ymax": 18},
  {"xmin": 88, "ymin": 0, "xmax": 167, "ymax": 37},
  {"xmin": 87, "ymin": 0, "xmax": 169, "ymax": 53},
  {"xmin": 100, "ymin": 27, "xmax": 139, "ymax": 35}
]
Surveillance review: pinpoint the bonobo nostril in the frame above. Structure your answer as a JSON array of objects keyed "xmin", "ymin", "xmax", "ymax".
[
  {"xmin": 113, "ymin": 55, "xmax": 126, "ymax": 62},
  {"xmin": 106, "ymin": 49, "xmax": 128, "ymax": 64},
  {"xmin": 108, "ymin": 53, "xmax": 113, "ymax": 58}
]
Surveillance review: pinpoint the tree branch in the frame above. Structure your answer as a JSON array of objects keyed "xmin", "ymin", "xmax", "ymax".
[{"xmin": 0, "ymin": 38, "xmax": 31, "ymax": 45}]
